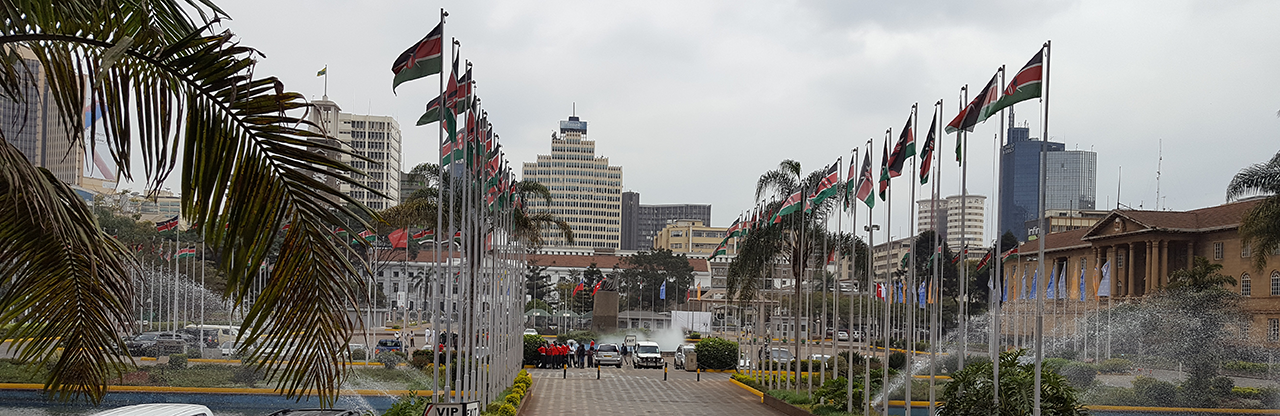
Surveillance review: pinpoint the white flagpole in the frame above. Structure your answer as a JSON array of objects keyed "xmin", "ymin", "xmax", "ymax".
[
  {"xmin": 905, "ymin": 103, "xmax": 917, "ymax": 416},
  {"xmin": 1034, "ymin": 40, "xmax": 1052, "ymax": 416}
]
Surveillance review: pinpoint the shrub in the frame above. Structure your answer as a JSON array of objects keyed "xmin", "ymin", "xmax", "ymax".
[
  {"xmin": 694, "ymin": 337, "xmax": 738, "ymax": 370},
  {"xmin": 168, "ymin": 354, "xmax": 188, "ymax": 369},
  {"xmin": 504, "ymin": 392, "xmax": 521, "ymax": 406},
  {"xmin": 186, "ymin": 348, "xmax": 202, "ymax": 359},
  {"xmin": 1042, "ymin": 358, "xmax": 1071, "ymax": 372},
  {"xmin": 1223, "ymin": 360, "xmax": 1269, "ymax": 374},
  {"xmin": 688, "ymin": 331, "xmax": 701, "ymax": 340},
  {"xmin": 555, "ymin": 330, "xmax": 598, "ymax": 344},
  {"xmin": 231, "ymin": 364, "xmax": 262, "ymax": 387},
  {"xmin": 350, "ymin": 348, "xmax": 367, "ymax": 361},
  {"xmin": 523, "ymin": 334, "xmax": 544, "ymax": 365},
  {"xmin": 814, "ymin": 376, "xmax": 849, "ymax": 410},
  {"xmin": 497, "ymin": 403, "xmax": 516, "ymax": 416},
  {"xmin": 888, "ymin": 352, "xmax": 906, "ymax": 370},
  {"xmin": 377, "ymin": 351, "xmax": 407, "ymax": 369},
  {"xmin": 1058, "ymin": 362, "xmax": 1098, "ymax": 389},
  {"xmin": 382, "ymin": 393, "xmax": 431, "ymax": 416},
  {"xmin": 1132, "ymin": 376, "xmax": 1177, "ymax": 406},
  {"xmin": 410, "ymin": 349, "xmax": 435, "ymax": 370},
  {"xmin": 1097, "ymin": 358, "xmax": 1132, "ymax": 374},
  {"xmin": 768, "ymin": 389, "xmax": 812, "ymax": 405}
]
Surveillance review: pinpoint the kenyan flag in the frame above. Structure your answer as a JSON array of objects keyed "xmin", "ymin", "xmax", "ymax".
[
  {"xmin": 411, "ymin": 229, "xmax": 433, "ymax": 244},
  {"xmin": 976, "ymin": 250, "xmax": 994, "ymax": 273},
  {"xmin": 359, "ymin": 230, "xmax": 376, "ymax": 243},
  {"xmin": 725, "ymin": 218, "xmax": 742, "ymax": 239},
  {"xmin": 391, "ymin": 21, "xmax": 444, "ymax": 93},
  {"xmin": 887, "ymin": 114, "xmax": 915, "ymax": 178},
  {"xmin": 175, "ymin": 248, "xmax": 197, "ymax": 259},
  {"xmin": 773, "ymin": 191, "xmax": 804, "ymax": 223},
  {"xmin": 854, "ymin": 148, "xmax": 875, "ymax": 209},
  {"xmin": 986, "ymin": 46, "xmax": 1044, "ymax": 119},
  {"xmin": 1002, "ymin": 247, "xmax": 1019, "ymax": 263},
  {"xmin": 807, "ymin": 159, "xmax": 840, "ymax": 209},
  {"xmin": 415, "ymin": 95, "xmax": 444, "ymax": 126},
  {"xmin": 878, "ymin": 140, "xmax": 890, "ymax": 201},
  {"xmin": 709, "ymin": 238, "xmax": 729, "ymax": 260},
  {"xmin": 919, "ymin": 110, "xmax": 937, "ymax": 185}
]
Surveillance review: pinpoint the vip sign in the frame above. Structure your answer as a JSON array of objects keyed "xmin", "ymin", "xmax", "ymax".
[{"xmin": 422, "ymin": 402, "xmax": 480, "ymax": 416}]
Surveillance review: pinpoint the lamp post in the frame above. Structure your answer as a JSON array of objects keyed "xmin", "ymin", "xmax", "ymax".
[{"xmin": 862, "ymin": 223, "xmax": 879, "ymax": 416}]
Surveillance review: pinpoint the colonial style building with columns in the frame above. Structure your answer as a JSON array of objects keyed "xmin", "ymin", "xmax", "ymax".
[{"xmin": 1001, "ymin": 197, "xmax": 1280, "ymax": 344}]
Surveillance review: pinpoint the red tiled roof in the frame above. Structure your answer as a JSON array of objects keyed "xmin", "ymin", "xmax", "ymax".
[
  {"xmin": 1017, "ymin": 227, "xmax": 1091, "ymax": 254},
  {"xmin": 529, "ymin": 253, "xmax": 710, "ymax": 272},
  {"xmin": 1025, "ymin": 198, "xmax": 1264, "ymax": 252}
]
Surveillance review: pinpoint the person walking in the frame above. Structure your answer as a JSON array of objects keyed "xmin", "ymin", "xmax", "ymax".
[
  {"xmin": 586, "ymin": 342, "xmax": 595, "ymax": 368},
  {"xmin": 537, "ymin": 343, "xmax": 548, "ymax": 368},
  {"xmin": 408, "ymin": 330, "xmax": 415, "ymax": 348}
]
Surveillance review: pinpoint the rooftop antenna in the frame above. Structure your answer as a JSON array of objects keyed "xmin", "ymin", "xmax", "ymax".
[
  {"xmin": 1155, "ymin": 139, "xmax": 1162, "ymax": 210},
  {"xmin": 1116, "ymin": 165, "xmax": 1122, "ymax": 210},
  {"xmin": 572, "ymin": 102, "xmax": 576, "ymax": 117}
]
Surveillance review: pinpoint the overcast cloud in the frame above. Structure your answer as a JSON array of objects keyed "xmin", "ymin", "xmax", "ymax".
[{"xmin": 197, "ymin": 0, "xmax": 1280, "ymax": 243}]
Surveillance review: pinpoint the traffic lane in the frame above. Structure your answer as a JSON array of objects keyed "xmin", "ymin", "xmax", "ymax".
[{"xmin": 524, "ymin": 359, "xmax": 784, "ymax": 416}]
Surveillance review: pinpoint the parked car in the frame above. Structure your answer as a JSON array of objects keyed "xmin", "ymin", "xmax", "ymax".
[
  {"xmin": 125, "ymin": 332, "xmax": 187, "ymax": 357},
  {"xmin": 90, "ymin": 403, "xmax": 212, "ymax": 416},
  {"xmin": 836, "ymin": 330, "xmax": 850, "ymax": 342},
  {"xmin": 375, "ymin": 339, "xmax": 404, "ymax": 355},
  {"xmin": 218, "ymin": 340, "xmax": 251, "ymax": 358},
  {"xmin": 266, "ymin": 410, "xmax": 362, "ymax": 416},
  {"xmin": 758, "ymin": 347, "xmax": 794, "ymax": 368},
  {"xmin": 632, "ymin": 341, "xmax": 663, "ymax": 369},
  {"xmin": 808, "ymin": 354, "xmax": 832, "ymax": 363},
  {"xmin": 595, "ymin": 343, "xmax": 622, "ymax": 367},
  {"xmin": 523, "ymin": 328, "xmax": 538, "ymax": 336},
  {"xmin": 850, "ymin": 330, "xmax": 865, "ymax": 342},
  {"xmin": 673, "ymin": 344, "xmax": 696, "ymax": 370}
]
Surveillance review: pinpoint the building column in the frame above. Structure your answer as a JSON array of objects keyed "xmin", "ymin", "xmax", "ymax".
[
  {"xmin": 1125, "ymin": 243, "xmax": 1135, "ymax": 297},
  {"xmin": 1146, "ymin": 240, "xmax": 1156, "ymax": 295},
  {"xmin": 1187, "ymin": 240, "xmax": 1195, "ymax": 270},
  {"xmin": 1159, "ymin": 240, "xmax": 1169, "ymax": 289}
]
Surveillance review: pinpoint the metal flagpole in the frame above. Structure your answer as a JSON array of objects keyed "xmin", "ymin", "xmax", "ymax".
[
  {"xmin": 905, "ymin": 103, "xmax": 917, "ymax": 416},
  {"xmin": 992, "ymin": 64, "xmax": 1006, "ymax": 410},
  {"xmin": 1034, "ymin": 40, "xmax": 1051, "ymax": 416},
  {"xmin": 957, "ymin": 84, "xmax": 969, "ymax": 371},
  {"xmin": 929, "ymin": 99, "xmax": 942, "ymax": 415},
  {"xmin": 881, "ymin": 128, "xmax": 892, "ymax": 416},
  {"xmin": 843, "ymin": 148, "xmax": 857, "ymax": 413}
]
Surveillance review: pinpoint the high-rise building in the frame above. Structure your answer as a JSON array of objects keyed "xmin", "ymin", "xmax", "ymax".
[
  {"xmin": 637, "ymin": 203, "xmax": 711, "ymax": 250},
  {"xmin": 916, "ymin": 194, "xmax": 986, "ymax": 255},
  {"xmin": 652, "ymin": 220, "xmax": 734, "ymax": 255},
  {"xmin": 999, "ymin": 111, "xmax": 1096, "ymax": 241},
  {"xmin": 1, "ymin": 49, "xmax": 77, "ymax": 185},
  {"xmin": 521, "ymin": 115, "xmax": 624, "ymax": 248},
  {"xmin": 621, "ymin": 191, "xmax": 641, "ymax": 250},
  {"xmin": 308, "ymin": 98, "xmax": 402, "ymax": 211}
]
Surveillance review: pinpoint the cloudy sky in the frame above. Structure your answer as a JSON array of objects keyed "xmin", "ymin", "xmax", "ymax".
[{"xmin": 207, "ymin": 0, "xmax": 1279, "ymax": 243}]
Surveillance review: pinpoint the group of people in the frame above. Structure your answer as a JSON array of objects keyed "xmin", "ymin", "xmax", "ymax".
[{"xmin": 536, "ymin": 340, "xmax": 600, "ymax": 369}]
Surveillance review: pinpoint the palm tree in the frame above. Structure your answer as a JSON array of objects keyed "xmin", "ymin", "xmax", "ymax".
[
  {"xmin": 1227, "ymin": 150, "xmax": 1280, "ymax": 271},
  {"xmin": 510, "ymin": 180, "xmax": 572, "ymax": 250},
  {"xmin": 0, "ymin": 1, "xmax": 375, "ymax": 404}
]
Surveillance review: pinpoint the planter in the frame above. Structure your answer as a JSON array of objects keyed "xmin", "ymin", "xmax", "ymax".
[
  {"xmin": 517, "ymin": 380, "xmax": 534, "ymax": 415},
  {"xmin": 761, "ymin": 393, "xmax": 814, "ymax": 416}
]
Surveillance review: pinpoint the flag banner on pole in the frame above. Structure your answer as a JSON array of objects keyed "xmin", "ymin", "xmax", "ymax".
[
  {"xmin": 155, "ymin": 216, "xmax": 179, "ymax": 232},
  {"xmin": 725, "ymin": 218, "xmax": 741, "ymax": 239},
  {"xmin": 1079, "ymin": 263, "xmax": 1087, "ymax": 301},
  {"xmin": 696, "ymin": 283, "xmax": 702, "ymax": 300},
  {"xmin": 844, "ymin": 150, "xmax": 858, "ymax": 210},
  {"xmin": 808, "ymin": 159, "xmax": 841, "ymax": 209},
  {"xmin": 416, "ymin": 95, "xmax": 444, "ymax": 126},
  {"xmin": 316, "ymin": 66, "xmax": 326, "ymax": 77},
  {"xmin": 1057, "ymin": 267, "xmax": 1067, "ymax": 299},
  {"xmin": 1020, "ymin": 269, "xmax": 1028, "ymax": 300},
  {"xmin": 855, "ymin": 148, "xmax": 876, "ymax": 209},
  {"xmin": 975, "ymin": 250, "xmax": 993, "ymax": 273},
  {"xmin": 176, "ymin": 248, "xmax": 197, "ymax": 259},
  {"xmin": 659, "ymin": 281, "xmax": 667, "ymax": 300},
  {"xmin": 917, "ymin": 282, "xmax": 927, "ymax": 309},
  {"xmin": 389, "ymin": 228, "xmax": 408, "ymax": 249},
  {"xmin": 878, "ymin": 140, "xmax": 890, "ymax": 201},
  {"xmin": 773, "ymin": 191, "xmax": 804, "ymax": 222},
  {"xmin": 876, "ymin": 283, "xmax": 886, "ymax": 300},
  {"xmin": 358, "ymin": 230, "xmax": 376, "ymax": 243},
  {"xmin": 1098, "ymin": 261, "xmax": 1112, "ymax": 297},
  {"xmin": 391, "ymin": 21, "xmax": 444, "ymax": 93},
  {"xmin": 411, "ymin": 229, "xmax": 433, "ymax": 244},
  {"xmin": 887, "ymin": 115, "xmax": 915, "ymax": 178},
  {"xmin": 986, "ymin": 47, "xmax": 1044, "ymax": 117},
  {"xmin": 592, "ymin": 278, "xmax": 605, "ymax": 296},
  {"xmin": 1030, "ymin": 267, "xmax": 1040, "ymax": 300},
  {"xmin": 1047, "ymin": 264, "xmax": 1057, "ymax": 300},
  {"xmin": 1002, "ymin": 247, "xmax": 1019, "ymax": 263},
  {"xmin": 945, "ymin": 72, "xmax": 1000, "ymax": 134},
  {"xmin": 1001, "ymin": 276, "xmax": 1008, "ymax": 303},
  {"xmin": 919, "ymin": 109, "xmax": 937, "ymax": 184},
  {"xmin": 573, "ymin": 278, "xmax": 585, "ymax": 296}
]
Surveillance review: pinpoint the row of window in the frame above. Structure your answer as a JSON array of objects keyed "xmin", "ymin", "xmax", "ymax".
[{"xmin": 1239, "ymin": 271, "xmax": 1280, "ymax": 297}]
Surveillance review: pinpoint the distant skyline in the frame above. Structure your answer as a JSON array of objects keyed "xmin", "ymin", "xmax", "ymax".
[{"xmin": 126, "ymin": 1, "xmax": 1280, "ymax": 245}]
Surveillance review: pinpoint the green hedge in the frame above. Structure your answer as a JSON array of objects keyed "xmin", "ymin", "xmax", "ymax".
[{"xmin": 695, "ymin": 337, "xmax": 738, "ymax": 370}]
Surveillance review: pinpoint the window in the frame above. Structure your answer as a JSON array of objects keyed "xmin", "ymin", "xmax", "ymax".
[
  {"xmin": 1270, "ymin": 319, "xmax": 1279, "ymax": 343},
  {"xmin": 1117, "ymin": 251, "xmax": 1125, "ymax": 268},
  {"xmin": 671, "ymin": 243, "xmax": 682, "ymax": 249},
  {"xmin": 1273, "ymin": 272, "xmax": 1280, "ymax": 296},
  {"xmin": 1242, "ymin": 274, "xmax": 1251, "ymax": 296},
  {"xmin": 1243, "ymin": 242, "xmax": 1252, "ymax": 258},
  {"xmin": 1214, "ymin": 242, "xmax": 1224, "ymax": 260}
]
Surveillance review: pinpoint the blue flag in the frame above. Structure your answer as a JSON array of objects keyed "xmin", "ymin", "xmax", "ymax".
[
  {"xmin": 1001, "ymin": 275, "xmax": 1008, "ymax": 303},
  {"xmin": 659, "ymin": 281, "xmax": 667, "ymax": 300},
  {"xmin": 1030, "ymin": 268, "xmax": 1039, "ymax": 300},
  {"xmin": 1098, "ymin": 261, "xmax": 1112, "ymax": 297},
  {"xmin": 1020, "ymin": 270, "xmax": 1028, "ymax": 300},
  {"xmin": 1079, "ymin": 263, "xmax": 1086, "ymax": 301},
  {"xmin": 917, "ymin": 282, "xmax": 927, "ymax": 309},
  {"xmin": 1047, "ymin": 265, "xmax": 1057, "ymax": 300}
]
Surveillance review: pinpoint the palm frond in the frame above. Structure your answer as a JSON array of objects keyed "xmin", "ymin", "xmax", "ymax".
[
  {"xmin": 1227, "ymin": 151, "xmax": 1280, "ymax": 201},
  {"xmin": 0, "ymin": 140, "xmax": 134, "ymax": 402},
  {"xmin": 1239, "ymin": 195, "xmax": 1280, "ymax": 271}
]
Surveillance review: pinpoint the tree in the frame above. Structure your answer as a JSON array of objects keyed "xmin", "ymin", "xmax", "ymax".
[
  {"xmin": 1227, "ymin": 150, "xmax": 1280, "ymax": 271},
  {"xmin": 938, "ymin": 349, "xmax": 1088, "ymax": 416},
  {"xmin": 1149, "ymin": 256, "xmax": 1243, "ymax": 407},
  {"xmin": 617, "ymin": 249, "xmax": 695, "ymax": 312},
  {"xmin": 0, "ymin": 1, "xmax": 375, "ymax": 403}
]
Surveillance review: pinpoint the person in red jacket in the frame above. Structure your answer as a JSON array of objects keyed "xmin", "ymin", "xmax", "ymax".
[{"xmin": 537, "ymin": 344, "xmax": 548, "ymax": 368}]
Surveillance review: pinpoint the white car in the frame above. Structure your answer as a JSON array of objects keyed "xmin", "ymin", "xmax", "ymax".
[
  {"xmin": 91, "ymin": 403, "xmax": 212, "ymax": 416},
  {"xmin": 523, "ymin": 328, "xmax": 539, "ymax": 336},
  {"xmin": 673, "ymin": 344, "xmax": 696, "ymax": 370},
  {"xmin": 633, "ymin": 341, "xmax": 663, "ymax": 369}
]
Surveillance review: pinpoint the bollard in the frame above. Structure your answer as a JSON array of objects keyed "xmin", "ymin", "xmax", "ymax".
[
  {"xmin": 563, "ymin": 363, "xmax": 567, "ymax": 379},
  {"xmin": 597, "ymin": 364, "xmax": 600, "ymax": 380},
  {"xmin": 664, "ymin": 361, "xmax": 668, "ymax": 381},
  {"xmin": 697, "ymin": 367, "xmax": 700, "ymax": 382}
]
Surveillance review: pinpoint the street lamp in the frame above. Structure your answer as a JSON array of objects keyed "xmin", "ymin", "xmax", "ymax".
[{"xmin": 861, "ymin": 223, "xmax": 879, "ymax": 416}]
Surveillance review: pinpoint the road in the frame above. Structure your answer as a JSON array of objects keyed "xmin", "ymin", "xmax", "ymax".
[{"xmin": 523, "ymin": 360, "xmax": 784, "ymax": 416}]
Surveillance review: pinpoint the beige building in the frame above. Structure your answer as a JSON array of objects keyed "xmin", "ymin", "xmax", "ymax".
[
  {"xmin": 916, "ymin": 194, "xmax": 986, "ymax": 257},
  {"xmin": 652, "ymin": 220, "xmax": 734, "ymax": 255},
  {"xmin": 521, "ymin": 115, "xmax": 624, "ymax": 249},
  {"xmin": 308, "ymin": 98, "xmax": 402, "ymax": 211}
]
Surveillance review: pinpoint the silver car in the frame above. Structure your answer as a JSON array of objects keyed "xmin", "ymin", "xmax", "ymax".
[
  {"xmin": 595, "ymin": 343, "xmax": 622, "ymax": 367},
  {"xmin": 673, "ymin": 344, "xmax": 696, "ymax": 369}
]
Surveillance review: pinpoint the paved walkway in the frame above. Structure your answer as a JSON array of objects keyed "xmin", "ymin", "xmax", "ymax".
[{"xmin": 523, "ymin": 363, "xmax": 784, "ymax": 416}]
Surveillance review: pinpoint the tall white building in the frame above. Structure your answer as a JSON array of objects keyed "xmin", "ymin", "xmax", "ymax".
[
  {"xmin": 916, "ymin": 194, "xmax": 986, "ymax": 256},
  {"xmin": 308, "ymin": 98, "xmax": 402, "ymax": 210},
  {"xmin": 521, "ymin": 115, "xmax": 624, "ymax": 248}
]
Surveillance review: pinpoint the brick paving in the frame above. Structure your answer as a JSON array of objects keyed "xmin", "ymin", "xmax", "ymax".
[{"xmin": 523, "ymin": 362, "xmax": 784, "ymax": 416}]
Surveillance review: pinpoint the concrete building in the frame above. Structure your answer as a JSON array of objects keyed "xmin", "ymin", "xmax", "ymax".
[
  {"xmin": 637, "ymin": 202, "xmax": 711, "ymax": 250},
  {"xmin": 308, "ymin": 98, "xmax": 402, "ymax": 211},
  {"xmin": 916, "ymin": 194, "xmax": 987, "ymax": 256},
  {"xmin": 521, "ymin": 115, "xmax": 624, "ymax": 248},
  {"xmin": 1023, "ymin": 209, "xmax": 1109, "ymax": 239},
  {"xmin": 999, "ymin": 111, "xmax": 1097, "ymax": 241},
  {"xmin": 652, "ymin": 220, "xmax": 734, "ymax": 255},
  {"xmin": 870, "ymin": 237, "xmax": 915, "ymax": 281},
  {"xmin": 621, "ymin": 191, "xmax": 641, "ymax": 250},
  {"xmin": 1000, "ymin": 198, "xmax": 1280, "ymax": 345},
  {"xmin": 400, "ymin": 171, "xmax": 425, "ymax": 204}
]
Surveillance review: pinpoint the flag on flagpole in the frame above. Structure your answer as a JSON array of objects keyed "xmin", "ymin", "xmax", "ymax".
[
  {"xmin": 1098, "ymin": 261, "xmax": 1112, "ymax": 297},
  {"xmin": 389, "ymin": 228, "xmax": 409, "ymax": 249},
  {"xmin": 919, "ymin": 109, "xmax": 937, "ymax": 184},
  {"xmin": 155, "ymin": 216, "xmax": 179, "ymax": 232},
  {"xmin": 1030, "ymin": 267, "xmax": 1040, "ymax": 300},
  {"xmin": 1020, "ymin": 269, "xmax": 1028, "ymax": 300},
  {"xmin": 316, "ymin": 66, "xmax": 327, "ymax": 77},
  {"xmin": 773, "ymin": 191, "xmax": 804, "ymax": 223},
  {"xmin": 696, "ymin": 283, "xmax": 702, "ymax": 300},
  {"xmin": 945, "ymin": 72, "xmax": 1000, "ymax": 134},
  {"xmin": 986, "ymin": 47, "xmax": 1044, "ymax": 117},
  {"xmin": 573, "ymin": 278, "xmax": 586, "ymax": 296},
  {"xmin": 887, "ymin": 114, "xmax": 915, "ymax": 178},
  {"xmin": 659, "ymin": 281, "xmax": 667, "ymax": 300},
  {"xmin": 917, "ymin": 282, "xmax": 926, "ymax": 309},
  {"xmin": 855, "ymin": 148, "xmax": 876, "ymax": 209},
  {"xmin": 592, "ymin": 278, "xmax": 605, "ymax": 296},
  {"xmin": 1079, "ymin": 263, "xmax": 1087, "ymax": 301},
  {"xmin": 391, "ymin": 21, "xmax": 444, "ymax": 93},
  {"xmin": 807, "ymin": 159, "xmax": 841, "ymax": 209},
  {"xmin": 1047, "ymin": 264, "xmax": 1057, "ymax": 299},
  {"xmin": 878, "ymin": 140, "xmax": 890, "ymax": 201},
  {"xmin": 358, "ymin": 230, "xmax": 376, "ymax": 243},
  {"xmin": 411, "ymin": 229, "xmax": 433, "ymax": 244}
]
